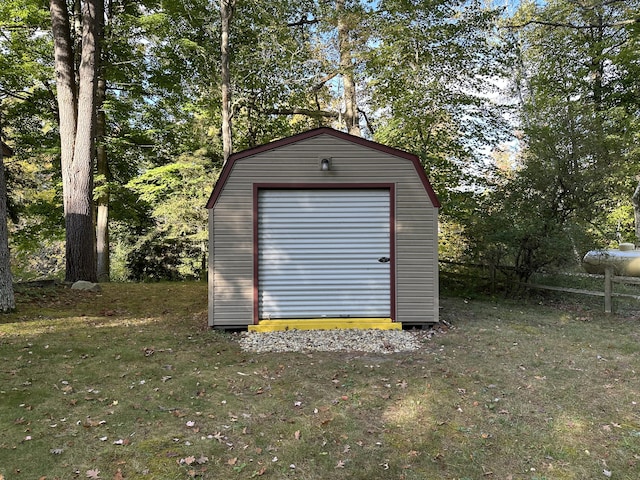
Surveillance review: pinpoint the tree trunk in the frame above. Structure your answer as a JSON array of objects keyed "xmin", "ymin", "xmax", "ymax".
[
  {"xmin": 50, "ymin": 0, "xmax": 78, "ymax": 201},
  {"xmin": 0, "ymin": 108, "xmax": 15, "ymax": 313},
  {"xmin": 96, "ymin": 76, "xmax": 109, "ymax": 281},
  {"xmin": 221, "ymin": 0, "xmax": 235, "ymax": 164},
  {"xmin": 50, "ymin": 0, "xmax": 101, "ymax": 283},
  {"xmin": 336, "ymin": 0, "xmax": 360, "ymax": 136},
  {"xmin": 632, "ymin": 180, "xmax": 640, "ymax": 244}
]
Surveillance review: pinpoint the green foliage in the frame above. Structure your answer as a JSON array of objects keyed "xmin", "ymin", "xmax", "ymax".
[
  {"xmin": 462, "ymin": 0, "xmax": 640, "ymax": 286},
  {"xmin": 122, "ymin": 152, "xmax": 219, "ymax": 281},
  {"xmin": 2, "ymin": 0, "xmax": 636, "ymax": 283},
  {"xmin": 228, "ymin": 1, "xmax": 331, "ymax": 148},
  {"xmin": 438, "ymin": 219, "xmax": 468, "ymax": 262},
  {"xmin": 124, "ymin": 232, "xmax": 205, "ymax": 281},
  {"xmin": 367, "ymin": 0, "xmax": 514, "ymax": 211},
  {"xmin": 466, "ymin": 172, "xmax": 586, "ymax": 285}
]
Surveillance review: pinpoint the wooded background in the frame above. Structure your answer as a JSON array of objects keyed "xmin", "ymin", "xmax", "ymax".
[{"xmin": 0, "ymin": 0, "xmax": 638, "ymax": 311}]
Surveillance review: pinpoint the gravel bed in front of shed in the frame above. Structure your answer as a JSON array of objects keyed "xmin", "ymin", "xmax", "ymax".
[{"xmin": 238, "ymin": 328, "xmax": 442, "ymax": 354}]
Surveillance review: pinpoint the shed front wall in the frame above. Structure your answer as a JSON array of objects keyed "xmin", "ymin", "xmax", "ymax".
[{"xmin": 209, "ymin": 134, "xmax": 438, "ymax": 328}]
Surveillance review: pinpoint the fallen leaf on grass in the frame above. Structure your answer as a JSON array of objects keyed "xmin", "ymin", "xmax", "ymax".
[
  {"xmin": 86, "ymin": 469, "xmax": 100, "ymax": 479},
  {"xmin": 112, "ymin": 469, "xmax": 125, "ymax": 480},
  {"xmin": 83, "ymin": 419, "xmax": 106, "ymax": 428},
  {"xmin": 294, "ymin": 430, "xmax": 301, "ymax": 440},
  {"xmin": 227, "ymin": 457, "xmax": 238, "ymax": 466},
  {"xmin": 481, "ymin": 465, "xmax": 494, "ymax": 475},
  {"xmin": 335, "ymin": 460, "xmax": 346, "ymax": 468}
]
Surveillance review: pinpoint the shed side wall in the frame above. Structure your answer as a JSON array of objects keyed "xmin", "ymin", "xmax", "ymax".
[
  {"xmin": 211, "ymin": 134, "xmax": 438, "ymax": 327},
  {"xmin": 208, "ymin": 208, "xmax": 214, "ymax": 326}
]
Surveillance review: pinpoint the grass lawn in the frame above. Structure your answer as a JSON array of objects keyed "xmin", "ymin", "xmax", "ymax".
[{"xmin": 1, "ymin": 282, "xmax": 640, "ymax": 479}]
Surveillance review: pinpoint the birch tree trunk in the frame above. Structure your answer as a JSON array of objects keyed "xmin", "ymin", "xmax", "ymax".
[
  {"xmin": 0, "ymin": 109, "xmax": 15, "ymax": 312},
  {"xmin": 50, "ymin": 0, "xmax": 101, "ymax": 282},
  {"xmin": 221, "ymin": 0, "xmax": 235, "ymax": 163},
  {"xmin": 336, "ymin": 0, "xmax": 360, "ymax": 136}
]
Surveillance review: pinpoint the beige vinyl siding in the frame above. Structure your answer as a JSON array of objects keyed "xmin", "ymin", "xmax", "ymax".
[
  {"xmin": 395, "ymin": 174, "xmax": 438, "ymax": 325},
  {"xmin": 209, "ymin": 171, "xmax": 254, "ymax": 327},
  {"xmin": 209, "ymin": 134, "xmax": 438, "ymax": 327},
  {"xmin": 395, "ymin": 213, "xmax": 439, "ymax": 324}
]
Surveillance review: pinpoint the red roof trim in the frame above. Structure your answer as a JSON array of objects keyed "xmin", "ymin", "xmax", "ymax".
[{"xmin": 205, "ymin": 127, "xmax": 441, "ymax": 209}]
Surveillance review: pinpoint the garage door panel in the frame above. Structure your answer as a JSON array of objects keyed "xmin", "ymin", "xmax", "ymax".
[
  {"xmin": 261, "ymin": 253, "xmax": 386, "ymax": 260},
  {"xmin": 260, "ymin": 273, "xmax": 388, "ymax": 284},
  {"xmin": 258, "ymin": 189, "xmax": 391, "ymax": 319}
]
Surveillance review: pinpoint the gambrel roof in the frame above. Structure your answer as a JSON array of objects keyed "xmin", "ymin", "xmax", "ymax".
[{"xmin": 206, "ymin": 127, "xmax": 440, "ymax": 209}]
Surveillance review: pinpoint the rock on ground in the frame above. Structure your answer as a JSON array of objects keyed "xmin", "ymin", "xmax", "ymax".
[{"xmin": 71, "ymin": 280, "xmax": 101, "ymax": 292}]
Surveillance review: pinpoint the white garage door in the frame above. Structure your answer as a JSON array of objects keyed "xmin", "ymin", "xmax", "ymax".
[{"xmin": 258, "ymin": 189, "xmax": 391, "ymax": 319}]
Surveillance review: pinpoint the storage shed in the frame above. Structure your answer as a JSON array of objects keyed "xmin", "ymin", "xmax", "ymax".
[{"xmin": 206, "ymin": 128, "xmax": 440, "ymax": 331}]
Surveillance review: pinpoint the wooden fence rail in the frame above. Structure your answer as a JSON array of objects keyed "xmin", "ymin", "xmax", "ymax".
[
  {"xmin": 525, "ymin": 267, "xmax": 640, "ymax": 313},
  {"xmin": 439, "ymin": 260, "xmax": 640, "ymax": 313}
]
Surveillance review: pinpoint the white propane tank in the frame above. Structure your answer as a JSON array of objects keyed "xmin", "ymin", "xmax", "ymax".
[{"xmin": 583, "ymin": 244, "xmax": 640, "ymax": 276}]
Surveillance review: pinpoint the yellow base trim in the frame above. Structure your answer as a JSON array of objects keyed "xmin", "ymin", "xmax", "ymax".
[{"xmin": 249, "ymin": 318, "xmax": 401, "ymax": 332}]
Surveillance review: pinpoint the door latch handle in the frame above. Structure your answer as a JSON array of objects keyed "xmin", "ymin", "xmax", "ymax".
[{"xmin": 378, "ymin": 257, "xmax": 390, "ymax": 263}]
